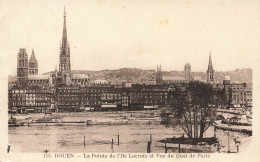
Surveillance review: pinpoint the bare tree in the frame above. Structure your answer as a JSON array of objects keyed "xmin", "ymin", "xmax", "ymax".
[{"xmin": 161, "ymin": 81, "xmax": 217, "ymax": 139}]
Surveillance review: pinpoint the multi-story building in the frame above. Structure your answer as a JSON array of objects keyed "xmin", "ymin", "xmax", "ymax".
[
  {"xmin": 82, "ymin": 86, "xmax": 102, "ymax": 110},
  {"xmin": 121, "ymin": 86, "xmax": 131, "ymax": 110},
  {"xmin": 246, "ymin": 84, "xmax": 252, "ymax": 107},
  {"xmin": 9, "ymin": 88, "xmax": 27, "ymax": 113},
  {"xmin": 26, "ymin": 89, "xmax": 36, "ymax": 112},
  {"xmin": 128, "ymin": 84, "xmax": 170, "ymax": 110},
  {"xmin": 222, "ymin": 74, "xmax": 252, "ymax": 108},
  {"xmin": 56, "ymin": 85, "xmax": 82, "ymax": 112},
  {"xmin": 55, "ymin": 84, "xmax": 172, "ymax": 112},
  {"xmin": 229, "ymin": 83, "xmax": 247, "ymax": 107},
  {"xmin": 129, "ymin": 84, "xmax": 144, "ymax": 110},
  {"xmin": 100, "ymin": 85, "xmax": 122, "ymax": 111},
  {"xmin": 142, "ymin": 85, "xmax": 168, "ymax": 109},
  {"xmin": 8, "ymin": 89, "xmax": 13, "ymax": 113},
  {"xmin": 34, "ymin": 88, "xmax": 52, "ymax": 113},
  {"xmin": 8, "ymin": 86, "xmax": 51, "ymax": 113}
]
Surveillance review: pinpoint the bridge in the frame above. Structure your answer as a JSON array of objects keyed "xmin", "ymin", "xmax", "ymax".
[
  {"xmin": 214, "ymin": 108, "xmax": 252, "ymax": 135},
  {"xmin": 215, "ymin": 109, "xmax": 243, "ymax": 122}
]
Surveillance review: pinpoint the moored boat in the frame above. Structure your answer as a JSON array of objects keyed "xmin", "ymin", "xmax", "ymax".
[
  {"xmin": 8, "ymin": 117, "xmax": 20, "ymax": 127},
  {"xmin": 8, "ymin": 114, "xmax": 30, "ymax": 120}
]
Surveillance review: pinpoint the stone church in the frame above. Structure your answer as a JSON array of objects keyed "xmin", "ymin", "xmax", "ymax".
[{"xmin": 16, "ymin": 8, "xmax": 90, "ymax": 88}]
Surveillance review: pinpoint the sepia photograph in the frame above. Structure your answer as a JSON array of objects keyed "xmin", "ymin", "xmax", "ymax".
[{"xmin": 0, "ymin": 0, "xmax": 260, "ymax": 161}]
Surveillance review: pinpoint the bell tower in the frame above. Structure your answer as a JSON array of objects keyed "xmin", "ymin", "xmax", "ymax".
[
  {"xmin": 29, "ymin": 49, "xmax": 38, "ymax": 75},
  {"xmin": 17, "ymin": 48, "xmax": 28, "ymax": 87}
]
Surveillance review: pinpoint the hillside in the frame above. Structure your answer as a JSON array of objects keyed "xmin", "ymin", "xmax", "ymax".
[
  {"xmin": 9, "ymin": 68, "xmax": 252, "ymax": 84},
  {"xmin": 75, "ymin": 68, "xmax": 252, "ymax": 84}
]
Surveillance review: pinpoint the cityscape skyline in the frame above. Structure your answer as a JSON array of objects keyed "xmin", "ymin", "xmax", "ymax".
[
  {"xmin": 2, "ymin": 1, "xmax": 257, "ymax": 158},
  {"xmin": 0, "ymin": 0, "xmax": 258, "ymax": 76}
]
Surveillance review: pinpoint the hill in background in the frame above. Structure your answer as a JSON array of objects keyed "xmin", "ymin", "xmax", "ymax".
[{"xmin": 9, "ymin": 68, "xmax": 252, "ymax": 84}]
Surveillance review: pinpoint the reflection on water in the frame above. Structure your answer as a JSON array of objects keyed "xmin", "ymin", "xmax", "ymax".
[{"xmin": 8, "ymin": 125, "xmax": 249, "ymax": 153}]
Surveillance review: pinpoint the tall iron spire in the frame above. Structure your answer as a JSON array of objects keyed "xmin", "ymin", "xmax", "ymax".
[
  {"xmin": 62, "ymin": 6, "xmax": 67, "ymax": 50},
  {"xmin": 208, "ymin": 51, "xmax": 213, "ymax": 70},
  {"xmin": 59, "ymin": 6, "xmax": 71, "ymax": 80}
]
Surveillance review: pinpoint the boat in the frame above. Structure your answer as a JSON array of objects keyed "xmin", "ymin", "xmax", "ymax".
[
  {"xmin": 8, "ymin": 114, "xmax": 30, "ymax": 120},
  {"xmin": 8, "ymin": 117, "xmax": 20, "ymax": 127}
]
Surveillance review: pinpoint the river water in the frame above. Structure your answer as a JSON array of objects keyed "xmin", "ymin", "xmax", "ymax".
[{"xmin": 8, "ymin": 124, "xmax": 249, "ymax": 153}]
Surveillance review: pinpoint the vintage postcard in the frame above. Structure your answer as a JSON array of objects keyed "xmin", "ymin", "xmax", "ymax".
[{"xmin": 0, "ymin": 0, "xmax": 260, "ymax": 161}]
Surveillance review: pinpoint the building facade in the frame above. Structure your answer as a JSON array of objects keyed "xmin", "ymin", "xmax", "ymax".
[
  {"xmin": 8, "ymin": 86, "xmax": 51, "ymax": 113},
  {"xmin": 56, "ymin": 85, "xmax": 81, "ymax": 112},
  {"xmin": 222, "ymin": 74, "xmax": 252, "ymax": 108}
]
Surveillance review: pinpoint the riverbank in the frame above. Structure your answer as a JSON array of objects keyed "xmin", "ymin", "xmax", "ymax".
[
  {"xmin": 215, "ymin": 124, "xmax": 252, "ymax": 135},
  {"xmin": 11, "ymin": 110, "xmax": 162, "ymax": 126}
]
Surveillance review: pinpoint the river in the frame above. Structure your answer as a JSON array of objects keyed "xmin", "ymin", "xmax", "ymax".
[{"xmin": 8, "ymin": 124, "xmax": 249, "ymax": 153}]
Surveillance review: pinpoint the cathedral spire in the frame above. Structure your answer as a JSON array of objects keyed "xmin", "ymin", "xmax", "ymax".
[
  {"xmin": 207, "ymin": 51, "xmax": 215, "ymax": 84},
  {"xmin": 59, "ymin": 7, "xmax": 71, "ymax": 83},
  {"xmin": 64, "ymin": 6, "xmax": 66, "ymax": 17},
  {"xmin": 30, "ymin": 48, "xmax": 36, "ymax": 62},
  {"xmin": 29, "ymin": 48, "xmax": 38, "ymax": 75},
  {"xmin": 62, "ymin": 6, "xmax": 67, "ymax": 50},
  {"xmin": 208, "ymin": 51, "xmax": 213, "ymax": 70}
]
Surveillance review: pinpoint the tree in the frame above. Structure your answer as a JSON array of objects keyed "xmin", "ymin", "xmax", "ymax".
[{"xmin": 161, "ymin": 81, "xmax": 217, "ymax": 139}]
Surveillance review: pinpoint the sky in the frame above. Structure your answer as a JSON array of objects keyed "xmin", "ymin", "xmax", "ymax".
[{"xmin": 0, "ymin": 0, "xmax": 260, "ymax": 75}]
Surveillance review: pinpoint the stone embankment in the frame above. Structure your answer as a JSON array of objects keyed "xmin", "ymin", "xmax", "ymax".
[{"xmin": 17, "ymin": 110, "xmax": 162, "ymax": 126}]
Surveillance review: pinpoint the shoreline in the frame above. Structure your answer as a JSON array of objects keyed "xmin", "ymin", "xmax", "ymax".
[{"xmin": 214, "ymin": 124, "xmax": 252, "ymax": 135}]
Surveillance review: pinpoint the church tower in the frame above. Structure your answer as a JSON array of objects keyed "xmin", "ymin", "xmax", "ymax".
[
  {"xmin": 156, "ymin": 65, "xmax": 163, "ymax": 85},
  {"xmin": 59, "ymin": 7, "xmax": 71, "ymax": 85},
  {"xmin": 17, "ymin": 48, "xmax": 28, "ymax": 87},
  {"xmin": 207, "ymin": 52, "xmax": 215, "ymax": 84},
  {"xmin": 29, "ymin": 49, "xmax": 38, "ymax": 75},
  {"xmin": 184, "ymin": 63, "xmax": 191, "ymax": 81}
]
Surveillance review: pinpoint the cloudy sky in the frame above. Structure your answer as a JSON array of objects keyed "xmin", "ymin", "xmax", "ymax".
[{"xmin": 0, "ymin": 0, "xmax": 260, "ymax": 75}]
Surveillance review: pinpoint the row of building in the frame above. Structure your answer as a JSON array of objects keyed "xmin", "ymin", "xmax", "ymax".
[
  {"xmin": 9, "ymin": 84, "xmax": 168, "ymax": 113},
  {"xmin": 8, "ymin": 77, "xmax": 252, "ymax": 113}
]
